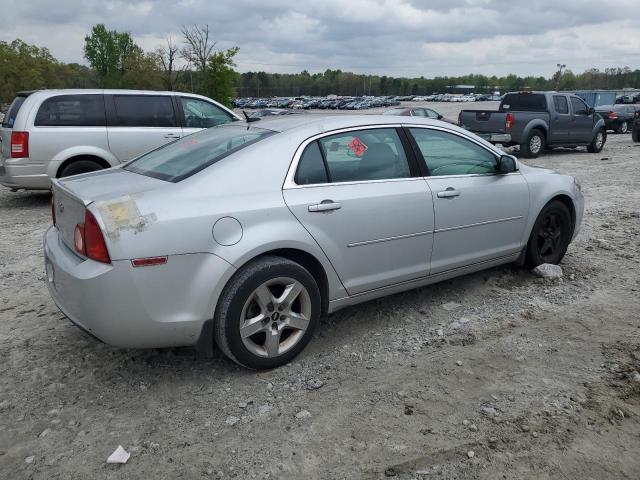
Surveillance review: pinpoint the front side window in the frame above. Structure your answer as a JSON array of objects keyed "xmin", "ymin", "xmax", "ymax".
[
  {"xmin": 180, "ymin": 97, "xmax": 233, "ymax": 128},
  {"xmin": 553, "ymin": 96, "xmax": 569, "ymax": 114},
  {"xmin": 35, "ymin": 95, "xmax": 106, "ymax": 127},
  {"xmin": 424, "ymin": 109, "xmax": 440, "ymax": 119},
  {"xmin": 409, "ymin": 128, "xmax": 497, "ymax": 176},
  {"xmin": 124, "ymin": 124, "xmax": 274, "ymax": 182},
  {"xmin": 317, "ymin": 128, "xmax": 411, "ymax": 183},
  {"xmin": 113, "ymin": 95, "xmax": 177, "ymax": 127},
  {"xmin": 411, "ymin": 109, "xmax": 427, "ymax": 117},
  {"xmin": 570, "ymin": 97, "xmax": 589, "ymax": 116}
]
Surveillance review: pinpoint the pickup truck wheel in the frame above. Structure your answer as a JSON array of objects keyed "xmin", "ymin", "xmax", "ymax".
[
  {"xmin": 520, "ymin": 129, "xmax": 545, "ymax": 158},
  {"xmin": 525, "ymin": 200, "xmax": 572, "ymax": 267},
  {"xmin": 615, "ymin": 121, "xmax": 628, "ymax": 134},
  {"xmin": 587, "ymin": 128, "xmax": 606, "ymax": 153}
]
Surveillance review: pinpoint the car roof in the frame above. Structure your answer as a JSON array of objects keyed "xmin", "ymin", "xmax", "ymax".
[
  {"xmin": 23, "ymin": 89, "xmax": 217, "ymax": 99},
  {"xmin": 252, "ymin": 114, "xmax": 461, "ymax": 135}
]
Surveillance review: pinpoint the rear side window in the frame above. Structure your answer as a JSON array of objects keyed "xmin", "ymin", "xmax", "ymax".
[
  {"xmin": 2, "ymin": 95, "xmax": 27, "ymax": 128},
  {"xmin": 553, "ymin": 96, "xmax": 569, "ymax": 114},
  {"xmin": 123, "ymin": 124, "xmax": 275, "ymax": 182},
  {"xmin": 295, "ymin": 141, "xmax": 328, "ymax": 185},
  {"xmin": 35, "ymin": 95, "xmax": 106, "ymax": 127},
  {"xmin": 318, "ymin": 128, "xmax": 410, "ymax": 182},
  {"xmin": 570, "ymin": 97, "xmax": 589, "ymax": 116},
  {"xmin": 113, "ymin": 95, "xmax": 177, "ymax": 127},
  {"xmin": 500, "ymin": 94, "xmax": 547, "ymax": 111}
]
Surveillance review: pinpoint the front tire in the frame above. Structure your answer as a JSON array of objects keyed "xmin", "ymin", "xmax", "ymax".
[
  {"xmin": 213, "ymin": 256, "xmax": 321, "ymax": 370},
  {"xmin": 520, "ymin": 129, "xmax": 545, "ymax": 158},
  {"xmin": 587, "ymin": 128, "xmax": 606, "ymax": 153},
  {"xmin": 525, "ymin": 201, "xmax": 573, "ymax": 267}
]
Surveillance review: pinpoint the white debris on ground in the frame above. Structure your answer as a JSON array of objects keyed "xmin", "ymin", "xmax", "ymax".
[
  {"xmin": 106, "ymin": 446, "xmax": 130, "ymax": 464},
  {"xmin": 532, "ymin": 263, "xmax": 563, "ymax": 279}
]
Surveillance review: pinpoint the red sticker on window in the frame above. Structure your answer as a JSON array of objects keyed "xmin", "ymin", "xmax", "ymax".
[{"xmin": 348, "ymin": 137, "xmax": 368, "ymax": 157}]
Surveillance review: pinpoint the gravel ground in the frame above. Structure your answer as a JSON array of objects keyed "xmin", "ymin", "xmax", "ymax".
[{"xmin": 1, "ymin": 103, "xmax": 639, "ymax": 479}]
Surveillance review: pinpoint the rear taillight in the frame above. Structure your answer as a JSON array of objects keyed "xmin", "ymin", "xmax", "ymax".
[
  {"xmin": 609, "ymin": 111, "xmax": 617, "ymax": 120},
  {"xmin": 505, "ymin": 113, "xmax": 514, "ymax": 130},
  {"xmin": 51, "ymin": 192, "xmax": 56, "ymax": 226},
  {"xmin": 74, "ymin": 210, "xmax": 110, "ymax": 263},
  {"xmin": 10, "ymin": 131, "xmax": 29, "ymax": 158}
]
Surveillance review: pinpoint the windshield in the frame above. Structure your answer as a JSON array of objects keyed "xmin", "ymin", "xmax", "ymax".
[{"xmin": 124, "ymin": 124, "xmax": 275, "ymax": 182}]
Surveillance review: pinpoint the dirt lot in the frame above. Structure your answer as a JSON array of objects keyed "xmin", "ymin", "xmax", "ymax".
[{"xmin": 1, "ymin": 103, "xmax": 639, "ymax": 479}]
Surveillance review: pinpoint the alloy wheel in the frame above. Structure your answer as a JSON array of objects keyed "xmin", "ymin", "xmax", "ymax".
[
  {"xmin": 536, "ymin": 212, "xmax": 563, "ymax": 262},
  {"xmin": 529, "ymin": 135, "xmax": 542, "ymax": 154},
  {"xmin": 239, "ymin": 277, "xmax": 312, "ymax": 358}
]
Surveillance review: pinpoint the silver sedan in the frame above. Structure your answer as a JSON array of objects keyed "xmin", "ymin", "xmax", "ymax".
[{"xmin": 44, "ymin": 115, "xmax": 583, "ymax": 369}]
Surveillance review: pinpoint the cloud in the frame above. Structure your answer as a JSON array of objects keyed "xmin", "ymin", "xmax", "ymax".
[{"xmin": 1, "ymin": 0, "xmax": 639, "ymax": 77}]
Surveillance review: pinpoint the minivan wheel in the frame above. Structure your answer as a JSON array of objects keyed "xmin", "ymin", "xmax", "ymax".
[
  {"xmin": 520, "ymin": 129, "xmax": 545, "ymax": 158},
  {"xmin": 587, "ymin": 128, "xmax": 606, "ymax": 153},
  {"xmin": 59, "ymin": 159, "xmax": 104, "ymax": 178},
  {"xmin": 525, "ymin": 200, "xmax": 572, "ymax": 267},
  {"xmin": 214, "ymin": 256, "xmax": 321, "ymax": 370}
]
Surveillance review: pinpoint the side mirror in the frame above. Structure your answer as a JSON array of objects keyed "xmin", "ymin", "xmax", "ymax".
[
  {"xmin": 437, "ymin": 114, "xmax": 443, "ymax": 120},
  {"xmin": 497, "ymin": 154, "xmax": 518, "ymax": 174}
]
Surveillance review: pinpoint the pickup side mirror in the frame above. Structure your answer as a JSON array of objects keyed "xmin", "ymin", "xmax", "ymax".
[{"xmin": 497, "ymin": 154, "xmax": 518, "ymax": 174}]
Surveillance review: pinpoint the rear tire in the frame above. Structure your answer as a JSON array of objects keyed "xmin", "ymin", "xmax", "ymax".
[
  {"xmin": 587, "ymin": 128, "xmax": 606, "ymax": 153},
  {"xmin": 213, "ymin": 256, "xmax": 321, "ymax": 370},
  {"xmin": 520, "ymin": 129, "xmax": 545, "ymax": 158},
  {"xmin": 525, "ymin": 201, "xmax": 572, "ymax": 268},
  {"xmin": 615, "ymin": 121, "xmax": 629, "ymax": 134},
  {"xmin": 58, "ymin": 159, "xmax": 104, "ymax": 178}
]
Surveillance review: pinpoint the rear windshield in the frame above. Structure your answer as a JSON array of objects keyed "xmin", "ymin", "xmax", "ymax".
[
  {"xmin": 123, "ymin": 124, "xmax": 275, "ymax": 182},
  {"xmin": 2, "ymin": 95, "xmax": 27, "ymax": 128},
  {"xmin": 500, "ymin": 93, "xmax": 547, "ymax": 112}
]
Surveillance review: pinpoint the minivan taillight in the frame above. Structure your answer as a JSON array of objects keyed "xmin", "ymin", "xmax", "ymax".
[
  {"xmin": 505, "ymin": 113, "xmax": 514, "ymax": 130},
  {"xmin": 609, "ymin": 111, "xmax": 617, "ymax": 120},
  {"xmin": 74, "ymin": 210, "xmax": 111, "ymax": 263},
  {"xmin": 10, "ymin": 131, "xmax": 29, "ymax": 158}
]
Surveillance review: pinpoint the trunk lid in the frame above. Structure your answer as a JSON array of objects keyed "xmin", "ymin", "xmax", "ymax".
[{"xmin": 52, "ymin": 168, "xmax": 168, "ymax": 252}]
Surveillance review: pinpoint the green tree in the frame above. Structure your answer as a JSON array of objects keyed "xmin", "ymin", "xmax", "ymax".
[
  {"xmin": 84, "ymin": 24, "xmax": 141, "ymax": 87},
  {"xmin": 206, "ymin": 47, "xmax": 239, "ymax": 107}
]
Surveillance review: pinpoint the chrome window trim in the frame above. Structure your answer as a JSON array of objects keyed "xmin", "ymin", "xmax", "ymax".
[{"xmin": 283, "ymin": 123, "xmax": 508, "ymax": 190}]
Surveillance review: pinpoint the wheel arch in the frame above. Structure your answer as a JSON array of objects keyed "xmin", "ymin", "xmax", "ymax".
[{"xmin": 55, "ymin": 154, "xmax": 111, "ymax": 178}]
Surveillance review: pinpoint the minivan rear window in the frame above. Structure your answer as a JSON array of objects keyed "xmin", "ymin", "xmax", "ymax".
[
  {"xmin": 500, "ymin": 93, "xmax": 547, "ymax": 112},
  {"xmin": 35, "ymin": 94, "xmax": 106, "ymax": 127},
  {"xmin": 123, "ymin": 124, "xmax": 275, "ymax": 182},
  {"xmin": 2, "ymin": 95, "xmax": 27, "ymax": 128}
]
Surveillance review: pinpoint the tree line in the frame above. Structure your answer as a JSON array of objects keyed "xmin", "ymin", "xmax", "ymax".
[{"xmin": 1, "ymin": 24, "xmax": 639, "ymax": 107}]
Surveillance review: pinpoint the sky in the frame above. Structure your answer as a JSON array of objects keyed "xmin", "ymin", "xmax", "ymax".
[{"xmin": 1, "ymin": 0, "xmax": 639, "ymax": 78}]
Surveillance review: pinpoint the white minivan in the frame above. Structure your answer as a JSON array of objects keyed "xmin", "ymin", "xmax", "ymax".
[{"xmin": 0, "ymin": 89, "xmax": 241, "ymax": 190}]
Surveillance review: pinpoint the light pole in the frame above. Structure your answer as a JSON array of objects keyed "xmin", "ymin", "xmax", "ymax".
[{"xmin": 556, "ymin": 63, "xmax": 566, "ymax": 89}]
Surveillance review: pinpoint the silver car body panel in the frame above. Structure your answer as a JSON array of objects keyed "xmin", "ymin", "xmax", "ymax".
[{"xmin": 44, "ymin": 115, "xmax": 584, "ymax": 348}]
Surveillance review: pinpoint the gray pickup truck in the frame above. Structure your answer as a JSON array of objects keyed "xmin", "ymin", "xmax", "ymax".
[{"xmin": 458, "ymin": 91, "xmax": 607, "ymax": 158}]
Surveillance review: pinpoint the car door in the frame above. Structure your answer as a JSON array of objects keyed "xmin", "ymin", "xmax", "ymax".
[
  {"xmin": 106, "ymin": 94, "xmax": 182, "ymax": 162},
  {"xmin": 569, "ymin": 96, "xmax": 594, "ymax": 143},
  {"xmin": 407, "ymin": 127, "xmax": 529, "ymax": 274},
  {"xmin": 177, "ymin": 96, "xmax": 236, "ymax": 137},
  {"xmin": 549, "ymin": 95, "xmax": 571, "ymax": 144},
  {"xmin": 283, "ymin": 127, "xmax": 434, "ymax": 295}
]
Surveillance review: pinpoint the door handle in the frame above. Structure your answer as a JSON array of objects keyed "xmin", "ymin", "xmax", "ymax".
[
  {"xmin": 308, "ymin": 200, "xmax": 341, "ymax": 212},
  {"xmin": 437, "ymin": 188, "xmax": 460, "ymax": 199},
  {"xmin": 164, "ymin": 133, "xmax": 181, "ymax": 139}
]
